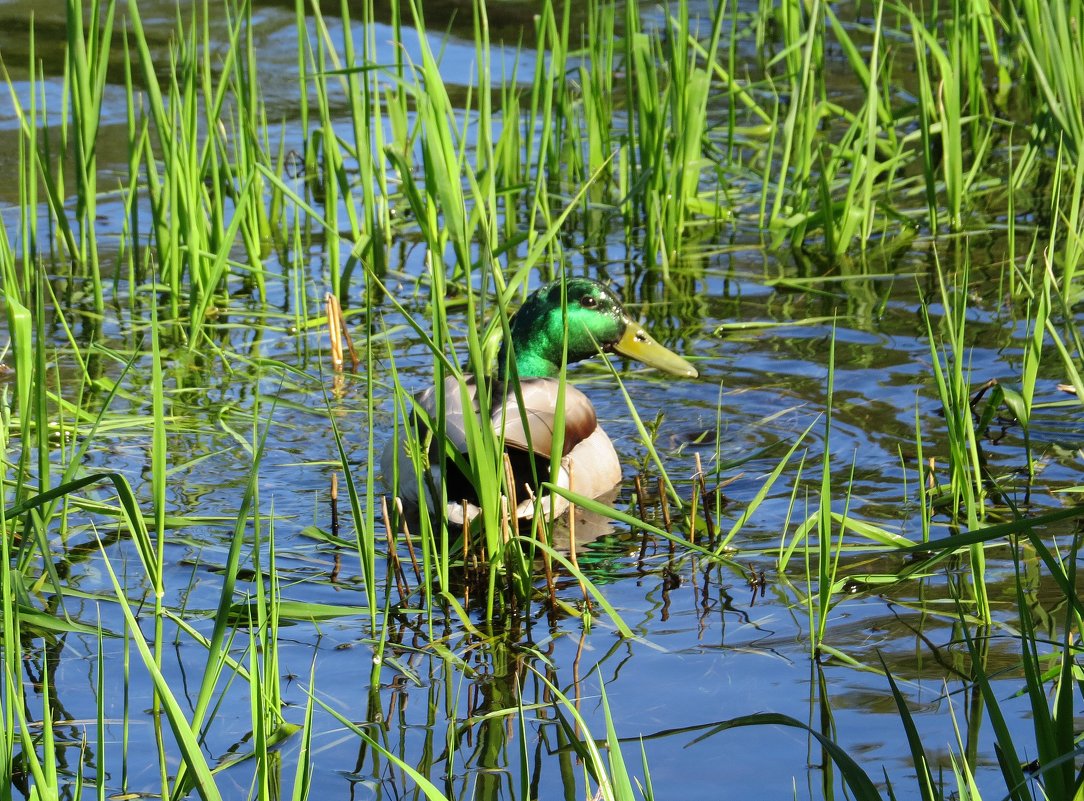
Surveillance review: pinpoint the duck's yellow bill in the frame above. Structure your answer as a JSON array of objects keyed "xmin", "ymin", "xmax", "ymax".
[{"xmin": 614, "ymin": 323, "xmax": 698, "ymax": 378}]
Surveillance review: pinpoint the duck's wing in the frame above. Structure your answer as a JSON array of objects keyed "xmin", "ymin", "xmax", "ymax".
[
  {"xmin": 410, "ymin": 375, "xmax": 480, "ymax": 453},
  {"xmin": 501, "ymin": 382, "xmax": 622, "ymax": 512},
  {"xmin": 494, "ymin": 379, "xmax": 599, "ymax": 459},
  {"xmin": 387, "ymin": 375, "xmax": 620, "ymax": 519}
]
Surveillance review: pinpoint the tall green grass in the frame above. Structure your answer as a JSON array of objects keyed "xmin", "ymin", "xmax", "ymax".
[{"xmin": 5, "ymin": 0, "xmax": 1084, "ymax": 798}]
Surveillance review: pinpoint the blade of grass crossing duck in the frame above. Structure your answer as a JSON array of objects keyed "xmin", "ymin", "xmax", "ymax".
[
  {"xmin": 385, "ymin": 348, "xmax": 448, "ymax": 597},
  {"xmin": 459, "ymin": 280, "xmax": 525, "ymax": 610}
]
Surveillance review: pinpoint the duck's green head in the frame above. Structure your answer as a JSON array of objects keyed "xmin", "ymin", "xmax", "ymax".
[{"xmin": 497, "ymin": 278, "xmax": 698, "ymax": 380}]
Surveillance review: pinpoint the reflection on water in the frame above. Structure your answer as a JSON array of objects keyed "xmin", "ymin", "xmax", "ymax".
[{"xmin": 0, "ymin": 0, "xmax": 1080, "ymax": 799}]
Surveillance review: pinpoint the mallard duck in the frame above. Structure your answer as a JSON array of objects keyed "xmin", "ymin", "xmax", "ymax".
[{"xmin": 383, "ymin": 277, "xmax": 698, "ymax": 523}]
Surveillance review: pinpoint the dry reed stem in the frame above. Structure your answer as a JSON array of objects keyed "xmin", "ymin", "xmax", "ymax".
[
  {"xmin": 326, "ymin": 293, "xmax": 344, "ymax": 372},
  {"xmin": 532, "ymin": 495, "xmax": 558, "ymax": 616},
  {"xmin": 659, "ymin": 476, "xmax": 675, "ymax": 559},
  {"xmin": 381, "ymin": 495, "xmax": 409, "ymax": 601},
  {"xmin": 694, "ymin": 451, "xmax": 716, "ymax": 547},
  {"xmin": 502, "ymin": 453, "xmax": 518, "ymax": 542},
  {"xmin": 394, "ymin": 497, "xmax": 421, "ymax": 584},
  {"xmin": 325, "ymin": 292, "xmax": 360, "ymax": 371},
  {"xmin": 634, "ymin": 473, "xmax": 650, "ymax": 565},
  {"xmin": 329, "ymin": 473, "xmax": 342, "ymax": 581},
  {"xmin": 330, "ymin": 472, "xmax": 339, "ymax": 538},
  {"xmin": 566, "ymin": 459, "xmax": 587, "ymax": 606}
]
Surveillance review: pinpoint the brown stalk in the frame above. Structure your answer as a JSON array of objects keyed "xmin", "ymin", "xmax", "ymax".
[
  {"xmin": 325, "ymin": 293, "xmax": 360, "ymax": 372},
  {"xmin": 634, "ymin": 473, "xmax": 650, "ymax": 566},
  {"xmin": 395, "ymin": 497, "xmax": 421, "ymax": 584},
  {"xmin": 658, "ymin": 477, "xmax": 675, "ymax": 559},
  {"xmin": 381, "ymin": 495, "xmax": 409, "ymax": 602},
  {"xmin": 566, "ymin": 460, "xmax": 588, "ymax": 607},
  {"xmin": 694, "ymin": 452, "xmax": 717, "ymax": 547}
]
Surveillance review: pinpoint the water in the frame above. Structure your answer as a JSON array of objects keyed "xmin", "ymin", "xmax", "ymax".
[{"xmin": 1, "ymin": 1, "xmax": 1080, "ymax": 799}]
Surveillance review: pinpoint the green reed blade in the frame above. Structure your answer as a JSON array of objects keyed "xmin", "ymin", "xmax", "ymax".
[
  {"xmin": 96, "ymin": 543, "xmax": 223, "ymax": 801},
  {"xmin": 691, "ymin": 712, "xmax": 883, "ymax": 800}
]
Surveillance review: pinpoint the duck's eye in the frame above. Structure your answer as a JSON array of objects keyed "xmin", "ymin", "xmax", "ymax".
[{"xmin": 579, "ymin": 295, "xmax": 598, "ymax": 309}]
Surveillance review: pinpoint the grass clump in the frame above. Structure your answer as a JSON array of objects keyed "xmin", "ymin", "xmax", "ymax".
[{"xmin": 5, "ymin": 0, "xmax": 1084, "ymax": 799}]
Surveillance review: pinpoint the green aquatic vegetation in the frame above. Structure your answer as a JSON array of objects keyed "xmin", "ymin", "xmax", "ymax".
[
  {"xmin": 7, "ymin": 0, "xmax": 1084, "ymax": 798},
  {"xmin": 722, "ymin": 513, "xmax": 1084, "ymax": 801},
  {"xmin": 376, "ymin": 273, "xmax": 698, "ymax": 627},
  {"xmin": 65, "ymin": 0, "xmax": 114, "ymax": 313},
  {"xmin": 1015, "ymin": 0, "xmax": 1084, "ymax": 165}
]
